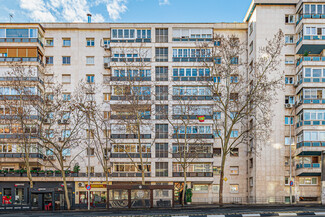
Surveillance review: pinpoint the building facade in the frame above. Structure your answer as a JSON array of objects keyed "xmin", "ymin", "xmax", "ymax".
[{"xmin": 0, "ymin": 0, "xmax": 324, "ymax": 211}]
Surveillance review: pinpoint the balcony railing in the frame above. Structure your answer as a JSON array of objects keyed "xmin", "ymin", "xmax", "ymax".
[
  {"xmin": 0, "ymin": 153, "xmax": 43, "ymax": 158},
  {"xmin": 110, "ymin": 76, "xmax": 151, "ymax": 81},
  {"xmin": 172, "ymin": 153, "xmax": 213, "ymax": 158},
  {"xmin": 111, "ymin": 172, "xmax": 151, "ymax": 177},
  {"xmin": 172, "ymin": 76, "xmax": 213, "ymax": 82},
  {"xmin": 110, "ymin": 38, "xmax": 151, "ymax": 43},
  {"xmin": 111, "ymin": 58, "xmax": 151, "ymax": 62},
  {"xmin": 111, "ymin": 153, "xmax": 151, "ymax": 158},
  {"xmin": 110, "ymin": 115, "xmax": 151, "ymax": 120},
  {"xmin": 110, "ymin": 96, "xmax": 151, "ymax": 101},
  {"xmin": 296, "ymin": 56, "xmax": 325, "ymax": 66},
  {"xmin": 0, "ymin": 38, "xmax": 44, "ymax": 47},
  {"xmin": 296, "ymin": 141, "xmax": 325, "ymax": 148},
  {"xmin": 172, "ymin": 96, "xmax": 213, "ymax": 100},
  {"xmin": 296, "ymin": 120, "xmax": 325, "ymax": 128},
  {"xmin": 111, "ymin": 134, "xmax": 151, "ymax": 139},
  {"xmin": 172, "ymin": 115, "xmax": 213, "ymax": 120},
  {"xmin": 297, "ymin": 13, "xmax": 325, "ymax": 25},
  {"xmin": 172, "ymin": 172, "xmax": 213, "ymax": 177},
  {"xmin": 172, "ymin": 38, "xmax": 212, "ymax": 42},
  {"xmin": 172, "ymin": 134, "xmax": 214, "ymax": 139},
  {"xmin": 172, "ymin": 57, "xmax": 212, "ymax": 62},
  {"xmin": 296, "ymin": 163, "xmax": 320, "ymax": 169},
  {"xmin": 0, "ymin": 57, "xmax": 44, "ymax": 66}
]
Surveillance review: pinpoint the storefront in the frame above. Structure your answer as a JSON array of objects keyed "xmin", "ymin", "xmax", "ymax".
[
  {"xmin": 0, "ymin": 182, "xmax": 75, "ymax": 211},
  {"xmin": 75, "ymin": 182, "xmax": 107, "ymax": 208}
]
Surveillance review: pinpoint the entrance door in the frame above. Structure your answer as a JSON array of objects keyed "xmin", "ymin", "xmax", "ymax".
[{"xmin": 31, "ymin": 193, "xmax": 39, "ymax": 210}]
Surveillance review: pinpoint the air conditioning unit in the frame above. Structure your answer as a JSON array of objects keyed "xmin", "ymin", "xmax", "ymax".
[
  {"xmin": 294, "ymin": 81, "xmax": 299, "ymax": 87},
  {"xmin": 104, "ymin": 63, "xmax": 110, "ymax": 69},
  {"xmin": 104, "ymin": 44, "xmax": 110, "ymax": 50},
  {"xmin": 285, "ymin": 104, "xmax": 293, "ymax": 108}
]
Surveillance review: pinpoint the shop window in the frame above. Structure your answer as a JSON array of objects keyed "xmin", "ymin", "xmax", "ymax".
[
  {"xmin": 2, "ymin": 188, "xmax": 12, "ymax": 204},
  {"xmin": 14, "ymin": 188, "xmax": 25, "ymax": 204}
]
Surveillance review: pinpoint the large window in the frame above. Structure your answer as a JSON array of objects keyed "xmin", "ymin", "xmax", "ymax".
[
  {"xmin": 298, "ymin": 109, "xmax": 325, "ymax": 121},
  {"xmin": 86, "ymin": 56, "xmax": 94, "ymax": 65},
  {"xmin": 299, "ymin": 177, "xmax": 318, "ymax": 185},
  {"xmin": 172, "ymin": 48, "xmax": 211, "ymax": 58},
  {"xmin": 155, "ymin": 162, "xmax": 168, "ymax": 177},
  {"xmin": 155, "ymin": 66, "xmax": 168, "ymax": 81},
  {"xmin": 300, "ymin": 131, "xmax": 325, "ymax": 142},
  {"xmin": 173, "ymin": 86, "xmax": 211, "ymax": 96},
  {"xmin": 173, "ymin": 68, "xmax": 210, "ymax": 78},
  {"xmin": 173, "ymin": 125, "xmax": 211, "ymax": 134},
  {"xmin": 86, "ymin": 38, "xmax": 95, "ymax": 47},
  {"xmin": 156, "ymin": 28, "xmax": 168, "ymax": 43},
  {"xmin": 156, "ymin": 48, "xmax": 168, "ymax": 62},
  {"xmin": 113, "ymin": 162, "xmax": 151, "ymax": 172},
  {"xmin": 172, "ymin": 105, "xmax": 212, "ymax": 116},
  {"xmin": 155, "ymin": 143, "xmax": 168, "ymax": 158},
  {"xmin": 193, "ymin": 184, "xmax": 209, "ymax": 192},
  {"xmin": 172, "ymin": 28, "xmax": 212, "ymax": 39},
  {"xmin": 155, "ymin": 124, "xmax": 168, "ymax": 139},
  {"xmin": 155, "ymin": 105, "xmax": 168, "ymax": 120},
  {"xmin": 156, "ymin": 86, "xmax": 168, "ymax": 100},
  {"xmin": 63, "ymin": 38, "xmax": 71, "ymax": 47},
  {"xmin": 111, "ymin": 29, "xmax": 151, "ymax": 39},
  {"xmin": 62, "ymin": 56, "xmax": 71, "ymax": 65},
  {"xmin": 173, "ymin": 163, "xmax": 212, "ymax": 172}
]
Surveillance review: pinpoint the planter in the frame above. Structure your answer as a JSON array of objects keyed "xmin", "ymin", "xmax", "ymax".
[
  {"xmin": 55, "ymin": 173, "xmax": 62, "ymax": 177},
  {"xmin": 70, "ymin": 173, "xmax": 78, "ymax": 177},
  {"xmin": 21, "ymin": 173, "xmax": 27, "ymax": 177},
  {"xmin": 6, "ymin": 173, "xmax": 18, "ymax": 177},
  {"xmin": 0, "ymin": 173, "xmax": 5, "ymax": 177},
  {"xmin": 38, "ymin": 173, "xmax": 45, "ymax": 177},
  {"xmin": 46, "ymin": 173, "xmax": 54, "ymax": 177},
  {"xmin": 31, "ymin": 173, "xmax": 38, "ymax": 177}
]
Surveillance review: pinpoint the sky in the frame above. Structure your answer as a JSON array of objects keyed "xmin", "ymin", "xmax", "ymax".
[{"xmin": 0, "ymin": 0, "xmax": 252, "ymax": 23}]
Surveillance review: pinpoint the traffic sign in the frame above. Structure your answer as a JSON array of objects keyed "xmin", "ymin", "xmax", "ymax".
[
  {"xmin": 290, "ymin": 181, "xmax": 294, "ymax": 186},
  {"xmin": 86, "ymin": 185, "xmax": 91, "ymax": 190}
]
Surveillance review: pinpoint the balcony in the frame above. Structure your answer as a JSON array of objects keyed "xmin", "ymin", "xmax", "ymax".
[
  {"xmin": 0, "ymin": 153, "xmax": 44, "ymax": 159},
  {"xmin": 111, "ymin": 153, "xmax": 151, "ymax": 158},
  {"xmin": 0, "ymin": 77, "xmax": 44, "ymax": 84},
  {"xmin": 110, "ymin": 38, "xmax": 151, "ymax": 43},
  {"xmin": 172, "ymin": 134, "xmax": 214, "ymax": 139},
  {"xmin": 296, "ymin": 99, "xmax": 325, "ymax": 107},
  {"xmin": 110, "ymin": 96, "xmax": 151, "ymax": 101},
  {"xmin": 0, "ymin": 115, "xmax": 41, "ymax": 121},
  {"xmin": 296, "ymin": 36, "xmax": 325, "ymax": 55},
  {"xmin": 111, "ymin": 172, "xmax": 151, "ymax": 177},
  {"xmin": 296, "ymin": 163, "xmax": 320, "ymax": 169},
  {"xmin": 172, "ymin": 38, "xmax": 212, "ymax": 42},
  {"xmin": 110, "ymin": 76, "xmax": 151, "ymax": 82},
  {"xmin": 0, "ymin": 38, "xmax": 44, "ymax": 47},
  {"xmin": 172, "ymin": 57, "xmax": 212, "ymax": 62},
  {"xmin": 172, "ymin": 76, "xmax": 213, "ymax": 82},
  {"xmin": 172, "ymin": 172, "xmax": 213, "ymax": 177},
  {"xmin": 110, "ymin": 115, "xmax": 151, "ymax": 120},
  {"xmin": 172, "ymin": 153, "xmax": 213, "ymax": 158},
  {"xmin": 111, "ymin": 134, "xmax": 151, "ymax": 139},
  {"xmin": 111, "ymin": 58, "xmax": 151, "ymax": 62},
  {"xmin": 0, "ymin": 57, "xmax": 44, "ymax": 66},
  {"xmin": 296, "ymin": 14, "xmax": 325, "ymax": 26},
  {"xmin": 172, "ymin": 96, "xmax": 213, "ymax": 101},
  {"xmin": 296, "ymin": 56, "xmax": 325, "ymax": 66},
  {"xmin": 296, "ymin": 120, "xmax": 325, "ymax": 128},
  {"xmin": 172, "ymin": 115, "xmax": 213, "ymax": 120},
  {"xmin": 296, "ymin": 142, "xmax": 325, "ymax": 149}
]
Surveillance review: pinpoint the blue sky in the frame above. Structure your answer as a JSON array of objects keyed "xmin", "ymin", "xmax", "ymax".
[{"xmin": 0, "ymin": 0, "xmax": 252, "ymax": 23}]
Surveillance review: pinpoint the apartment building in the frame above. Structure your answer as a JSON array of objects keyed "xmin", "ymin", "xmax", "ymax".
[{"xmin": 0, "ymin": 0, "xmax": 324, "ymax": 211}]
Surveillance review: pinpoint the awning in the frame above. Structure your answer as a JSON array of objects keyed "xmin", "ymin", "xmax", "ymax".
[
  {"xmin": 297, "ymin": 172, "xmax": 321, "ymax": 177},
  {"xmin": 297, "ymin": 151, "xmax": 321, "ymax": 156}
]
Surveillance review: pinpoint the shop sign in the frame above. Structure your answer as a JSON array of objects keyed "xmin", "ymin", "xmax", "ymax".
[
  {"xmin": 14, "ymin": 184, "xmax": 25, "ymax": 187},
  {"xmin": 90, "ymin": 184, "xmax": 107, "ymax": 188},
  {"xmin": 2, "ymin": 196, "xmax": 12, "ymax": 204}
]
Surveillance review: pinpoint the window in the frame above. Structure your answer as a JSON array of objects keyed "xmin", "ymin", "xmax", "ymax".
[
  {"xmin": 249, "ymin": 23, "xmax": 253, "ymax": 35},
  {"xmin": 155, "ymin": 66, "xmax": 168, "ymax": 81},
  {"xmin": 230, "ymin": 148, "xmax": 239, "ymax": 157},
  {"xmin": 155, "ymin": 143, "xmax": 168, "ymax": 158},
  {"xmin": 193, "ymin": 184, "xmax": 208, "ymax": 192},
  {"xmin": 87, "ymin": 147, "xmax": 95, "ymax": 156},
  {"xmin": 3, "ymin": 188, "xmax": 12, "ymax": 204},
  {"xmin": 86, "ymin": 56, "xmax": 94, "ymax": 65},
  {"xmin": 46, "ymin": 56, "xmax": 53, "ymax": 65},
  {"xmin": 230, "ymin": 130, "xmax": 239, "ymax": 138},
  {"xmin": 45, "ymin": 38, "xmax": 54, "ymax": 46},
  {"xmin": 230, "ymin": 57, "xmax": 238, "ymax": 64},
  {"xmin": 156, "ymin": 28, "xmax": 168, "ymax": 43},
  {"xmin": 15, "ymin": 188, "xmax": 25, "ymax": 205},
  {"xmin": 156, "ymin": 86, "xmax": 168, "ymax": 100},
  {"xmin": 285, "ymin": 76, "xmax": 294, "ymax": 84},
  {"xmin": 86, "ymin": 38, "xmax": 95, "ymax": 47},
  {"xmin": 285, "ymin": 35, "xmax": 294, "ymax": 44},
  {"xmin": 213, "ymin": 148, "xmax": 221, "ymax": 156},
  {"xmin": 156, "ymin": 162, "xmax": 168, "ymax": 177},
  {"xmin": 285, "ymin": 137, "xmax": 292, "ymax": 145},
  {"xmin": 285, "ymin": 96, "xmax": 295, "ymax": 104},
  {"xmin": 230, "ymin": 166, "xmax": 239, "ymax": 175},
  {"xmin": 285, "ymin": 15, "xmax": 295, "ymax": 24},
  {"xmin": 63, "ymin": 38, "xmax": 71, "ymax": 47},
  {"xmin": 213, "ymin": 166, "xmax": 221, "ymax": 175},
  {"xmin": 62, "ymin": 56, "xmax": 71, "ymax": 65},
  {"xmin": 156, "ymin": 48, "xmax": 168, "ymax": 62},
  {"xmin": 103, "ymin": 93, "xmax": 110, "ymax": 101},
  {"xmin": 212, "ymin": 185, "xmax": 220, "ymax": 193},
  {"xmin": 230, "ymin": 76, "xmax": 238, "ymax": 83},
  {"xmin": 62, "ymin": 75, "xmax": 71, "ymax": 84},
  {"xmin": 230, "ymin": 184, "xmax": 239, "ymax": 193},
  {"xmin": 285, "ymin": 55, "xmax": 294, "ymax": 64},
  {"xmin": 249, "ymin": 41, "xmax": 253, "ymax": 53},
  {"xmin": 285, "ymin": 177, "xmax": 290, "ymax": 185},
  {"xmin": 87, "ymin": 75, "xmax": 95, "ymax": 83},
  {"xmin": 299, "ymin": 177, "xmax": 318, "ymax": 185},
  {"xmin": 63, "ymin": 93, "xmax": 71, "ymax": 101},
  {"xmin": 155, "ymin": 124, "xmax": 168, "ymax": 139},
  {"xmin": 156, "ymin": 105, "xmax": 168, "ymax": 120},
  {"xmin": 285, "ymin": 116, "xmax": 294, "ymax": 125}
]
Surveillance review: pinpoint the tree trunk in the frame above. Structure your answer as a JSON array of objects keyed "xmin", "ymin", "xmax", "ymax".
[
  {"xmin": 182, "ymin": 170, "xmax": 187, "ymax": 206},
  {"xmin": 60, "ymin": 153, "xmax": 71, "ymax": 210},
  {"xmin": 105, "ymin": 166, "xmax": 109, "ymax": 209},
  {"xmin": 25, "ymin": 158, "xmax": 33, "ymax": 188},
  {"xmin": 219, "ymin": 153, "xmax": 226, "ymax": 206}
]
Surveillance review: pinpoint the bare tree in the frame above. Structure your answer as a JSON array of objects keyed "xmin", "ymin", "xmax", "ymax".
[
  {"xmin": 199, "ymin": 30, "xmax": 284, "ymax": 205},
  {"xmin": 2, "ymin": 63, "xmax": 44, "ymax": 189},
  {"xmin": 37, "ymin": 82, "xmax": 86, "ymax": 210},
  {"xmin": 77, "ymin": 82, "xmax": 111, "ymax": 208},
  {"xmin": 109, "ymin": 44, "xmax": 154, "ymax": 185}
]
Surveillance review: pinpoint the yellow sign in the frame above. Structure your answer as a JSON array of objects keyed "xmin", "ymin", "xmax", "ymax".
[{"xmin": 224, "ymin": 177, "xmax": 228, "ymax": 182}]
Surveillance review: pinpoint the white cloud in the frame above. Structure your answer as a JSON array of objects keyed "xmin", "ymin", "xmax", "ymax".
[
  {"xmin": 19, "ymin": 0, "xmax": 129, "ymax": 22},
  {"xmin": 159, "ymin": 0, "xmax": 169, "ymax": 6},
  {"xmin": 105, "ymin": 0, "xmax": 127, "ymax": 21},
  {"xmin": 20, "ymin": 0, "xmax": 56, "ymax": 22}
]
